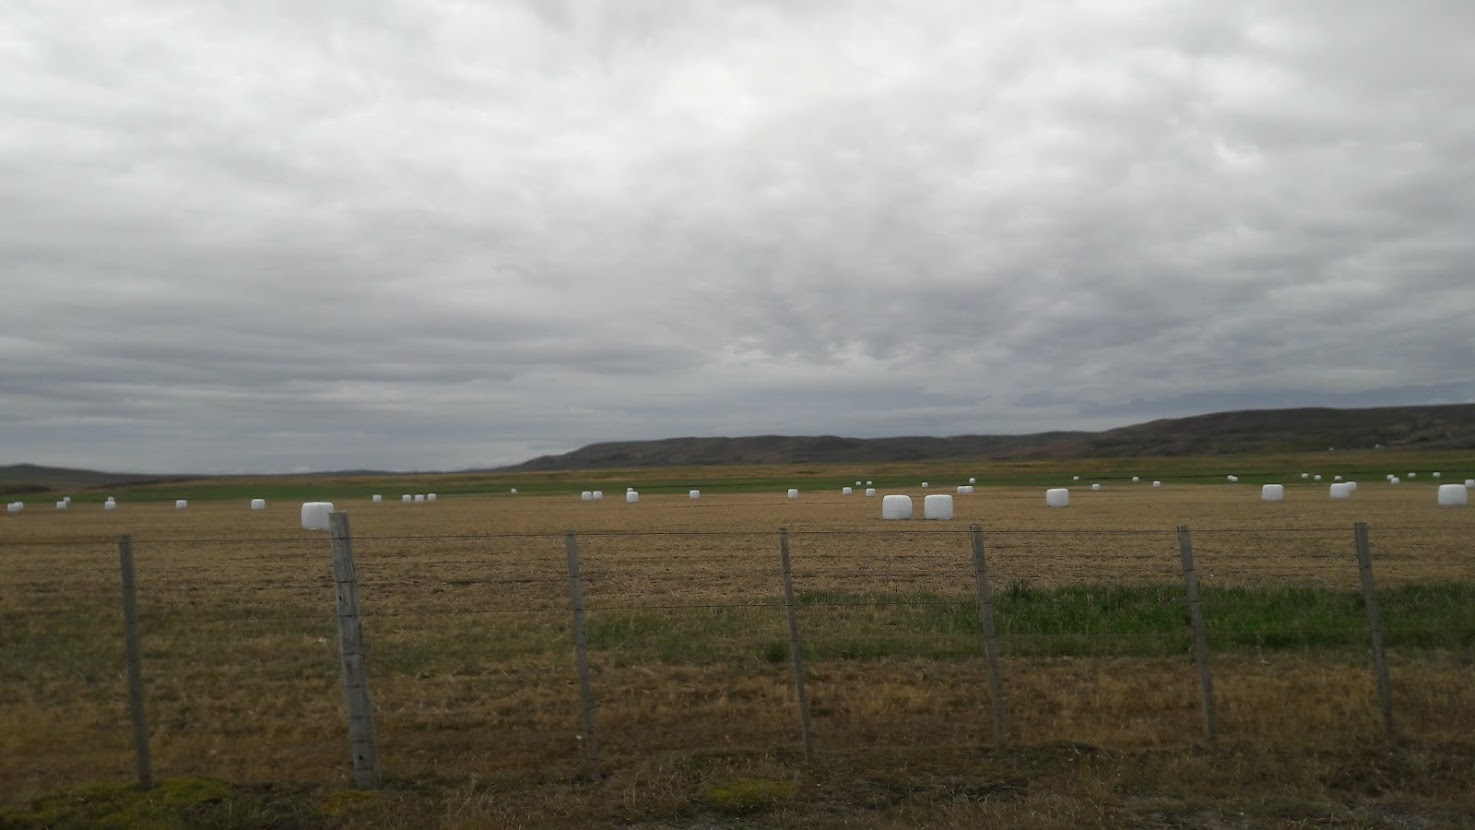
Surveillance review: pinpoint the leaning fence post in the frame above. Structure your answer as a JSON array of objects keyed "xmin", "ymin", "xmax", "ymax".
[
  {"xmin": 778, "ymin": 528, "xmax": 815, "ymax": 762},
  {"xmin": 564, "ymin": 530, "xmax": 602, "ymax": 780},
  {"xmin": 117, "ymin": 535, "xmax": 154, "ymax": 790},
  {"xmin": 1176, "ymin": 525, "xmax": 1217, "ymax": 740},
  {"xmin": 1353, "ymin": 522, "xmax": 1395, "ymax": 743},
  {"xmin": 968, "ymin": 524, "xmax": 1009, "ymax": 743},
  {"xmin": 328, "ymin": 512, "xmax": 381, "ymax": 789}
]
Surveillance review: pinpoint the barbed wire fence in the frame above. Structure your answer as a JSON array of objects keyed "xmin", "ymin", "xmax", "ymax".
[{"xmin": 2, "ymin": 519, "xmax": 1473, "ymax": 795}]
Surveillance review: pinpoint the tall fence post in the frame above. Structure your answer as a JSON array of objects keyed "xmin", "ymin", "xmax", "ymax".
[
  {"xmin": 778, "ymin": 528, "xmax": 815, "ymax": 762},
  {"xmin": 968, "ymin": 524, "xmax": 1008, "ymax": 744},
  {"xmin": 1353, "ymin": 522, "xmax": 1395, "ymax": 743},
  {"xmin": 328, "ymin": 512, "xmax": 381, "ymax": 789},
  {"xmin": 1176, "ymin": 525, "xmax": 1217, "ymax": 740},
  {"xmin": 117, "ymin": 535, "xmax": 154, "ymax": 790},
  {"xmin": 564, "ymin": 530, "xmax": 602, "ymax": 780}
]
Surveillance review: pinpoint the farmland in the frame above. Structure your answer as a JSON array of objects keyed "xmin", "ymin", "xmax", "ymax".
[{"xmin": 3, "ymin": 462, "xmax": 1475, "ymax": 828}]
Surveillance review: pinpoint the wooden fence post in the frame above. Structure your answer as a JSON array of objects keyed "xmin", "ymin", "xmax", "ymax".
[
  {"xmin": 1176, "ymin": 525, "xmax": 1217, "ymax": 740},
  {"xmin": 328, "ymin": 512, "xmax": 381, "ymax": 789},
  {"xmin": 968, "ymin": 525, "xmax": 1009, "ymax": 744},
  {"xmin": 778, "ymin": 529, "xmax": 815, "ymax": 761},
  {"xmin": 564, "ymin": 530, "xmax": 602, "ymax": 780},
  {"xmin": 1353, "ymin": 522, "xmax": 1395, "ymax": 743},
  {"xmin": 117, "ymin": 535, "xmax": 154, "ymax": 790}
]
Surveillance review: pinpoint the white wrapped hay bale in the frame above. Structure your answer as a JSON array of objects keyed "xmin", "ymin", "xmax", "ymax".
[
  {"xmin": 414, "ymin": 494, "xmax": 426, "ymax": 503},
  {"xmin": 510, "ymin": 488, "xmax": 518, "ymax": 495},
  {"xmin": 689, "ymin": 489, "xmax": 701, "ymax": 500},
  {"xmin": 1261, "ymin": 484, "xmax": 1285, "ymax": 502},
  {"xmin": 923, "ymin": 494, "xmax": 953, "ymax": 520},
  {"xmin": 1432, "ymin": 472, "xmax": 1442, "ymax": 479},
  {"xmin": 842, "ymin": 487, "xmax": 853, "ymax": 495},
  {"xmin": 1313, "ymin": 475, "xmax": 1322, "ymax": 481},
  {"xmin": 581, "ymin": 491, "xmax": 593, "ymax": 502},
  {"xmin": 969, "ymin": 477, "xmax": 976, "ymax": 484},
  {"xmin": 1437, "ymin": 484, "xmax": 1468, "ymax": 507},
  {"xmin": 1408, "ymin": 472, "xmax": 1417, "ymax": 478},
  {"xmin": 104, "ymin": 498, "xmax": 117, "ymax": 512},
  {"xmin": 6, "ymin": 503, "xmax": 20, "ymax": 514},
  {"xmin": 1091, "ymin": 483, "xmax": 1102, "ymax": 491},
  {"xmin": 251, "ymin": 499, "xmax": 266, "ymax": 511},
  {"xmin": 855, "ymin": 480, "xmax": 862, "ymax": 486},
  {"xmin": 427, "ymin": 493, "xmax": 437, "ymax": 503},
  {"xmin": 301, "ymin": 501, "xmax": 334, "ymax": 530},
  {"xmin": 626, "ymin": 491, "xmax": 639, "ymax": 503},
  {"xmin": 865, "ymin": 480, "xmax": 873, "ymax": 486},
  {"xmin": 1465, "ymin": 479, "xmax": 1475, "ymax": 489},
  {"xmin": 1131, "ymin": 476, "xmax": 1140, "ymax": 483},
  {"xmin": 592, "ymin": 490, "xmax": 603, "ymax": 500},
  {"xmin": 865, "ymin": 488, "xmax": 876, "ymax": 497},
  {"xmin": 372, "ymin": 494, "xmax": 382, "ymax": 503},
  {"xmin": 1333, "ymin": 475, "xmax": 1343, "ymax": 481},
  {"xmin": 1389, "ymin": 476, "xmax": 1400, "ymax": 485},
  {"xmin": 1072, "ymin": 475, "xmax": 1080, "ymax": 482},
  {"xmin": 1045, "ymin": 488, "xmax": 1070, "ymax": 508},
  {"xmin": 787, "ymin": 489, "xmax": 799, "ymax": 499},
  {"xmin": 175, "ymin": 500, "xmax": 188, "ymax": 510},
  {"xmin": 1226, "ymin": 475, "xmax": 1238, "ymax": 483},
  {"xmin": 921, "ymin": 481, "xmax": 929, "ymax": 489},
  {"xmin": 1152, "ymin": 481, "xmax": 1162, "ymax": 488},
  {"xmin": 402, "ymin": 494, "xmax": 412, "ymax": 503},
  {"xmin": 1348, "ymin": 481, "xmax": 1358, "ymax": 491},
  {"xmin": 56, "ymin": 501, "xmax": 68, "ymax": 510},
  {"xmin": 1329, "ymin": 483, "xmax": 1354, "ymax": 500},
  {"xmin": 882, "ymin": 494, "xmax": 913, "ymax": 520},
  {"xmin": 956, "ymin": 485, "xmax": 974, "ymax": 494},
  {"xmin": 1300, "ymin": 473, "xmax": 1309, "ymax": 479}
]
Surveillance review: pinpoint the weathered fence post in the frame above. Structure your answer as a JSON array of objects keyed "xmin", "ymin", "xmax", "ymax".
[
  {"xmin": 328, "ymin": 512, "xmax": 381, "ymax": 789},
  {"xmin": 564, "ymin": 530, "xmax": 602, "ymax": 780},
  {"xmin": 968, "ymin": 524, "xmax": 1009, "ymax": 743},
  {"xmin": 117, "ymin": 535, "xmax": 154, "ymax": 790},
  {"xmin": 1176, "ymin": 525, "xmax": 1217, "ymax": 740},
  {"xmin": 1353, "ymin": 522, "xmax": 1395, "ymax": 743},
  {"xmin": 778, "ymin": 528, "xmax": 815, "ymax": 761}
]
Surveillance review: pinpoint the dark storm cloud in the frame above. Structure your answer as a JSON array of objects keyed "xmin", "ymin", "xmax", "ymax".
[{"xmin": 2, "ymin": 0, "xmax": 1473, "ymax": 472}]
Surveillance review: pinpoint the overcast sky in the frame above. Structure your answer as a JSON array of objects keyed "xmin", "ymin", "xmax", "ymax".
[{"xmin": 2, "ymin": 1, "xmax": 1473, "ymax": 474}]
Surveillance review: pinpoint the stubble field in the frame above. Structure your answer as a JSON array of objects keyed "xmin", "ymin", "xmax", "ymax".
[{"xmin": 3, "ymin": 479, "xmax": 1474, "ymax": 828}]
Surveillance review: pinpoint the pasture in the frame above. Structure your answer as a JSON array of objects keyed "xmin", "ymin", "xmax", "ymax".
[{"xmin": 3, "ymin": 476, "xmax": 1474, "ymax": 828}]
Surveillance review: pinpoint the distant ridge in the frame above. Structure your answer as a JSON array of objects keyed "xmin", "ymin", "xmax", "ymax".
[
  {"xmin": 498, "ymin": 403, "xmax": 1475, "ymax": 472},
  {"xmin": 0, "ymin": 463, "xmax": 195, "ymax": 497},
  {"xmin": 6, "ymin": 404, "xmax": 1474, "ymax": 488}
]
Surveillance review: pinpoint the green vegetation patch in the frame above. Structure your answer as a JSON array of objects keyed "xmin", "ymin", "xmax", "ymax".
[
  {"xmin": 582, "ymin": 583, "xmax": 1475, "ymax": 664},
  {"xmin": 0, "ymin": 777, "xmax": 231, "ymax": 829},
  {"xmin": 698, "ymin": 776, "xmax": 797, "ymax": 815}
]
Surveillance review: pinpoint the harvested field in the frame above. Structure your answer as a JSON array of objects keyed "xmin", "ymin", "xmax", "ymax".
[{"xmin": 3, "ymin": 483, "xmax": 1473, "ymax": 827}]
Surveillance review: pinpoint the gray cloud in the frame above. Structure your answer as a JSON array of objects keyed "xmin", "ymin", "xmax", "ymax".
[{"xmin": 2, "ymin": 0, "xmax": 1473, "ymax": 473}]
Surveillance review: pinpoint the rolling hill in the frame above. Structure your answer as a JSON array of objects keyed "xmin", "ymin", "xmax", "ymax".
[
  {"xmin": 5, "ymin": 403, "xmax": 1474, "ymax": 490},
  {"xmin": 500, "ymin": 403, "xmax": 1475, "ymax": 471}
]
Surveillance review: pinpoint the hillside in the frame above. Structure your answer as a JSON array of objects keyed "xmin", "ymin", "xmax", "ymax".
[
  {"xmin": 501, "ymin": 403, "xmax": 1475, "ymax": 471},
  {"xmin": 0, "ymin": 464, "xmax": 195, "ymax": 497},
  {"xmin": 6, "ymin": 403, "xmax": 1474, "ymax": 488}
]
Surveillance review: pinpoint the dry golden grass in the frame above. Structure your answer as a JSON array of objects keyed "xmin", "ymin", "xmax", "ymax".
[{"xmin": 3, "ymin": 482, "xmax": 1474, "ymax": 827}]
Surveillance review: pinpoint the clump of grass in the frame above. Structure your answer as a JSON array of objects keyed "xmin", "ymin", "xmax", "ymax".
[
  {"xmin": 0, "ymin": 777, "xmax": 230, "ymax": 829},
  {"xmin": 699, "ymin": 776, "xmax": 797, "ymax": 815},
  {"xmin": 319, "ymin": 788, "xmax": 380, "ymax": 818}
]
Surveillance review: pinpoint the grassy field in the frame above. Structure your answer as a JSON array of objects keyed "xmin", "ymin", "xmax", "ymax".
[{"xmin": 3, "ymin": 476, "xmax": 1474, "ymax": 827}]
